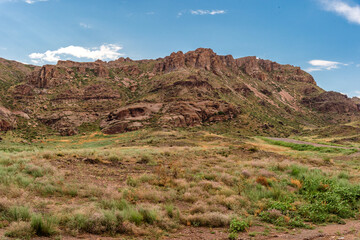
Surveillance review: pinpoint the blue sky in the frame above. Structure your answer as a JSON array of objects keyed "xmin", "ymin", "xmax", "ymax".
[{"xmin": 0, "ymin": 0, "xmax": 359, "ymax": 97}]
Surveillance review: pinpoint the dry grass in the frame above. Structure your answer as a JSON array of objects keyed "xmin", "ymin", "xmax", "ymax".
[{"xmin": 0, "ymin": 130, "xmax": 359, "ymax": 239}]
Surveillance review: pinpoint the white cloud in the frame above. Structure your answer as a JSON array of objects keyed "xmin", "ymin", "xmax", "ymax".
[
  {"xmin": 190, "ymin": 9, "xmax": 226, "ymax": 15},
  {"xmin": 79, "ymin": 23, "xmax": 91, "ymax": 29},
  {"xmin": 24, "ymin": 0, "xmax": 48, "ymax": 4},
  {"xmin": 320, "ymin": 0, "xmax": 360, "ymax": 24},
  {"xmin": 0, "ymin": 0, "xmax": 48, "ymax": 4},
  {"xmin": 355, "ymin": 90, "xmax": 360, "ymax": 98},
  {"xmin": 29, "ymin": 44, "xmax": 123, "ymax": 64},
  {"xmin": 306, "ymin": 59, "xmax": 347, "ymax": 72}
]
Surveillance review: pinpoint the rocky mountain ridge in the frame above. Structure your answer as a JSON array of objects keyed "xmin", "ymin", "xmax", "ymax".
[{"xmin": 0, "ymin": 48, "xmax": 359, "ymax": 137}]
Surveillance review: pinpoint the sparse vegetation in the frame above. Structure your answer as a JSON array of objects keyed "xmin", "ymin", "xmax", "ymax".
[{"xmin": 0, "ymin": 129, "xmax": 359, "ymax": 239}]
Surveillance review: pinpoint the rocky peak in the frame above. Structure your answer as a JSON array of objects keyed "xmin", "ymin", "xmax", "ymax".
[
  {"xmin": 154, "ymin": 48, "xmax": 315, "ymax": 84},
  {"xmin": 155, "ymin": 48, "xmax": 233, "ymax": 73}
]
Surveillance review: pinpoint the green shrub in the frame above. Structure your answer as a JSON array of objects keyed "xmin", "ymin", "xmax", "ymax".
[
  {"xmin": 126, "ymin": 176, "xmax": 138, "ymax": 187},
  {"xmin": 228, "ymin": 232, "xmax": 238, "ymax": 240},
  {"xmin": 139, "ymin": 208, "xmax": 157, "ymax": 224},
  {"xmin": 6, "ymin": 206, "xmax": 31, "ymax": 221},
  {"xmin": 338, "ymin": 172, "xmax": 350, "ymax": 179},
  {"xmin": 66, "ymin": 210, "xmax": 125, "ymax": 235},
  {"xmin": 120, "ymin": 207, "xmax": 143, "ymax": 225},
  {"xmin": 31, "ymin": 214, "xmax": 57, "ymax": 237},
  {"xmin": 229, "ymin": 218, "xmax": 249, "ymax": 233}
]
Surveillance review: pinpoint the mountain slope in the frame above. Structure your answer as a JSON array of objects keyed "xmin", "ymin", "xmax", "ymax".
[{"xmin": 0, "ymin": 48, "xmax": 359, "ymax": 137}]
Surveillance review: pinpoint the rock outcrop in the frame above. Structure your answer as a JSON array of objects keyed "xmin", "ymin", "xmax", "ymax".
[
  {"xmin": 154, "ymin": 48, "xmax": 315, "ymax": 84},
  {"xmin": 101, "ymin": 103, "xmax": 163, "ymax": 134},
  {"xmin": 159, "ymin": 101, "xmax": 237, "ymax": 128},
  {"xmin": 302, "ymin": 92, "xmax": 359, "ymax": 114},
  {"xmin": 100, "ymin": 101, "xmax": 237, "ymax": 134}
]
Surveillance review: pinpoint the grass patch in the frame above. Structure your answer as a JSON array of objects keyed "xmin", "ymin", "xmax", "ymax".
[{"xmin": 262, "ymin": 138, "xmax": 357, "ymax": 154}]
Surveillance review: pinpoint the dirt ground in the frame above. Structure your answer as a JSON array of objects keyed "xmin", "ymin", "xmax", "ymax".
[{"xmin": 164, "ymin": 220, "xmax": 360, "ymax": 240}]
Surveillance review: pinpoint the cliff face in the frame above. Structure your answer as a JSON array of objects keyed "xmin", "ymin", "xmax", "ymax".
[{"xmin": 0, "ymin": 48, "xmax": 358, "ymax": 136}]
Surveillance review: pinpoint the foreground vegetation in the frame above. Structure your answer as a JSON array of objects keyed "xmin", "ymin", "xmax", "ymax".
[{"xmin": 0, "ymin": 128, "xmax": 360, "ymax": 239}]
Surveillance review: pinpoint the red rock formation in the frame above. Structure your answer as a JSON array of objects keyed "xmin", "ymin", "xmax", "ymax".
[
  {"xmin": 0, "ymin": 106, "xmax": 16, "ymax": 131},
  {"xmin": 159, "ymin": 101, "xmax": 237, "ymax": 128},
  {"xmin": 302, "ymin": 92, "xmax": 359, "ymax": 114}
]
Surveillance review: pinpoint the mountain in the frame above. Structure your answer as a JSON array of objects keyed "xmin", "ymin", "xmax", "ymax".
[{"xmin": 0, "ymin": 48, "xmax": 359, "ymax": 138}]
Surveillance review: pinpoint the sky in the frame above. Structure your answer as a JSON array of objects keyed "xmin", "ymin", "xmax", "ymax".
[{"xmin": 0, "ymin": 0, "xmax": 359, "ymax": 98}]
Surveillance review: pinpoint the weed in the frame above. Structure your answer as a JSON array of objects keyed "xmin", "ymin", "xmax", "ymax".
[
  {"xmin": 5, "ymin": 221, "xmax": 34, "ymax": 239},
  {"xmin": 6, "ymin": 206, "xmax": 31, "ymax": 221},
  {"xmin": 228, "ymin": 232, "xmax": 238, "ymax": 240},
  {"xmin": 229, "ymin": 218, "xmax": 250, "ymax": 233},
  {"xmin": 31, "ymin": 214, "xmax": 57, "ymax": 237}
]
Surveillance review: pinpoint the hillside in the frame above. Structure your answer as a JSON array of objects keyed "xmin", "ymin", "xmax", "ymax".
[
  {"xmin": 1, "ymin": 49, "xmax": 360, "ymax": 240},
  {"xmin": 0, "ymin": 48, "xmax": 359, "ymax": 138}
]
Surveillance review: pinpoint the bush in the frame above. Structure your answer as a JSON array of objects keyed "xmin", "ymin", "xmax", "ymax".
[
  {"xmin": 139, "ymin": 208, "xmax": 157, "ymax": 224},
  {"xmin": 5, "ymin": 221, "xmax": 34, "ymax": 239},
  {"xmin": 229, "ymin": 218, "xmax": 250, "ymax": 233},
  {"xmin": 6, "ymin": 206, "xmax": 31, "ymax": 221},
  {"xmin": 126, "ymin": 176, "xmax": 138, "ymax": 187},
  {"xmin": 25, "ymin": 164, "xmax": 44, "ymax": 178},
  {"xmin": 121, "ymin": 207, "xmax": 143, "ymax": 225},
  {"xmin": 108, "ymin": 155, "xmax": 121, "ymax": 163},
  {"xmin": 31, "ymin": 214, "xmax": 57, "ymax": 237},
  {"xmin": 186, "ymin": 212, "xmax": 230, "ymax": 227},
  {"xmin": 228, "ymin": 232, "xmax": 238, "ymax": 240}
]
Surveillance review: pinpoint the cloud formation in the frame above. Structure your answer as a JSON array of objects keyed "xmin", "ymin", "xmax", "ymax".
[
  {"xmin": 306, "ymin": 59, "xmax": 347, "ymax": 72},
  {"xmin": 190, "ymin": 10, "xmax": 226, "ymax": 15},
  {"xmin": 355, "ymin": 90, "xmax": 360, "ymax": 98},
  {"xmin": 320, "ymin": 0, "xmax": 360, "ymax": 24},
  {"xmin": 29, "ymin": 44, "xmax": 123, "ymax": 64},
  {"xmin": 0, "ymin": 0, "xmax": 48, "ymax": 4},
  {"xmin": 79, "ymin": 23, "xmax": 91, "ymax": 29},
  {"xmin": 25, "ymin": 0, "xmax": 47, "ymax": 3}
]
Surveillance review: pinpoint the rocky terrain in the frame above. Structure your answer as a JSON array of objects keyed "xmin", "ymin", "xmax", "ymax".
[{"xmin": 0, "ymin": 48, "xmax": 359, "ymax": 137}]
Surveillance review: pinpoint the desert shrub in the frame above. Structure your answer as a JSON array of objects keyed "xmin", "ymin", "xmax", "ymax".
[
  {"xmin": 31, "ymin": 214, "xmax": 57, "ymax": 237},
  {"xmin": 120, "ymin": 207, "xmax": 143, "ymax": 225},
  {"xmin": 259, "ymin": 209, "xmax": 287, "ymax": 226},
  {"xmin": 42, "ymin": 153, "xmax": 52, "ymax": 159},
  {"xmin": 5, "ymin": 221, "xmax": 34, "ymax": 239},
  {"xmin": 99, "ymin": 199, "xmax": 129, "ymax": 211},
  {"xmin": 126, "ymin": 176, "xmax": 138, "ymax": 187},
  {"xmin": 338, "ymin": 172, "xmax": 350, "ymax": 179},
  {"xmin": 6, "ymin": 206, "xmax": 31, "ymax": 221},
  {"xmin": 99, "ymin": 199, "xmax": 155, "ymax": 225},
  {"xmin": 258, "ymin": 165, "xmax": 360, "ymax": 227},
  {"xmin": 139, "ymin": 208, "xmax": 157, "ymax": 224},
  {"xmin": 138, "ymin": 155, "xmax": 151, "ymax": 164},
  {"xmin": 66, "ymin": 210, "xmax": 124, "ymax": 235},
  {"xmin": 186, "ymin": 212, "xmax": 230, "ymax": 227},
  {"xmin": 229, "ymin": 218, "xmax": 250, "ymax": 233},
  {"xmin": 165, "ymin": 204, "xmax": 179, "ymax": 220},
  {"xmin": 228, "ymin": 232, "xmax": 238, "ymax": 240},
  {"xmin": 108, "ymin": 155, "xmax": 121, "ymax": 163}
]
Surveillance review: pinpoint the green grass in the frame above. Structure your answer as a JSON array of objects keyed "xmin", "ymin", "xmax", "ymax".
[
  {"xmin": 6, "ymin": 206, "xmax": 32, "ymax": 221},
  {"xmin": 250, "ymin": 165, "xmax": 360, "ymax": 228},
  {"xmin": 31, "ymin": 214, "xmax": 57, "ymax": 237},
  {"xmin": 262, "ymin": 137, "xmax": 358, "ymax": 154}
]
